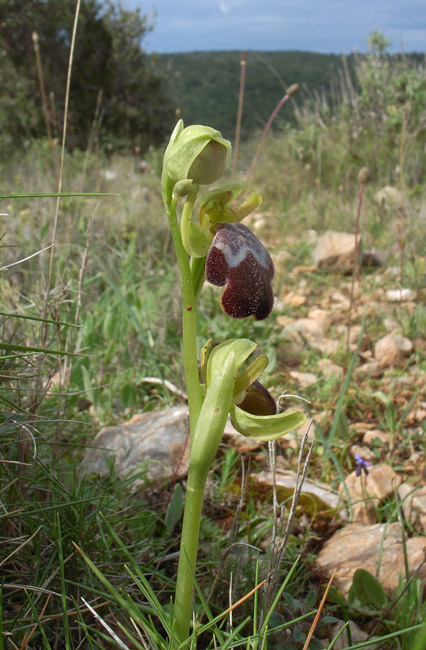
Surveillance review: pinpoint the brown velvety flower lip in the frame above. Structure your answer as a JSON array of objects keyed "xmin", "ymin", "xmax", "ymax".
[
  {"xmin": 237, "ymin": 380, "xmax": 277, "ymax": 415},
  {"xmin": 205, "ymin": 222, "xmax": 274, "ymax": 320}
]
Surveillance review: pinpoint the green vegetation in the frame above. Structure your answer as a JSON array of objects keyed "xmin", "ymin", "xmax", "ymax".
[
  {"xmin": 1, "ymin": 24, "xmax": 426, "ymax": 649},
  {"xmin": 0, "ymin": 0, "xmax": 175, "ymax": 153},
  {"xmin": 158, "ymin": 48, "xmax": 425, "ymax": 144}
]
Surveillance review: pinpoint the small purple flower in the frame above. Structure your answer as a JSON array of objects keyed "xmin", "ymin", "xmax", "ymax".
[
  {"xmin": 354, "ymin": 454, "xmax": 370, "ymax": 477},
  {"xmin": 205, "ymin": 222, "xmax": 274, "ymax": 320}
]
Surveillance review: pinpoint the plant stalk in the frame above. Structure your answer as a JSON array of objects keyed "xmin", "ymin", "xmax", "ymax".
[
  {"xmin": 167, "ymin": 199, "xmax": 202, "ymax": 442},
  {"xmin": 173, "ymin": 471, "xmax": 205, "ymax": 644}
]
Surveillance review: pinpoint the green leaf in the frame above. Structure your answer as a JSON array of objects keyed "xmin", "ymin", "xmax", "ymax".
[
  {"xmin": 165, "ymin": 483, "xmax": 184, "ymax": 534},
  {"xmin": 0, "ymin": 341, "xmax": 83, "ymax": 356},
  {"xmin": 120, "ymin": 383, "xmax": 138, "ymax": 409},
  {"xmin": 190, "ymin": 351, "xmax": 236, "ymax": 482},
  {"xmin": 350, "ymin": 568, "xmax": 387, "ymax": 609},
  {"xmin": 230, "ymin": 405, "xmax": 306, "ymax": 441},
  {"xmin": 0, "ymin": 192, "xmax": 116, "ymax": 199}
]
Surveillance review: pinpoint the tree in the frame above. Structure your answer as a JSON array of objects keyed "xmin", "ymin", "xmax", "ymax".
[{"xmin": 0, "ymin": 0, "xmax": 176, "ymax": 151}]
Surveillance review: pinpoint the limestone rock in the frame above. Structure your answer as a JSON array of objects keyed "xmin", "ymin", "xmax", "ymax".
[
  {"xmin": 386, "ymin": 288, "xmax": 416, "ymax": 302},
  {"xmin": 252, "ymin": 470, "xmax": 347, "ymax": 519},
  {"xmin": 340, "ymin": 464, "xmax": 401, "ymax": 524},
  {"xmin": 79, "ymin": 406, "xmax": 190, "ymax": 490},
  {"xmin": 398, "ymin": 483, "xmax": 426, "ymax": 534},
  {"xmin": 289, "ymin": 370, "xmax": 318, "ymax": 388},
  {"xmin": 374, "ymin": 333, "xmax": 413, "ymax": 367},
  {"xmin": 375, "ymin": 185, "xmax": 402, "ymax": 208},
  {"xmin": 363, "ymin": 429, "xmax": 391, "ymax": 446},
  {"xmin": 313, "ymin": 231, "xmax": 362, "ymax": 274},
  {"xmin": 317, "ymin": 358, "xmax": 344, "ymax": 379},
  {"xmin": 329, "ymin": 620, "xmax": 371, "ymax": 650},
  {"xmin": 315, "ymin": 522, "xmax": 426, "ymax": 594},
  {"xmin": 354, "ymin": 360, "xmax": 383, "ymax": 379}
]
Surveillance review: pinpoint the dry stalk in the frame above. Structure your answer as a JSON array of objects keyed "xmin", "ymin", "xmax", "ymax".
[
  {"xmin": 247, "ymin": 84, "xmax": 299, "ymax": 180},
  {"xmin": 231, "ymin": 52, "xmax": 246, "ymax": 177},
  {"xmin": 346, "ymin": 167, "xmax": 369, "ymax": 351},
  {"xmin": 32, "ymin": 31, "xmax": 59, "ymax": 184},
  {"xmin": 202, "ymin": 456, "xmax": 252, "ymax": 617},
  {"xmin": 264, "ymin": 419, "xmax": 314, "ymax": 611},
  {"xmin": 44, "ymin": 0, "xmax": 82, "ymax": 318}
]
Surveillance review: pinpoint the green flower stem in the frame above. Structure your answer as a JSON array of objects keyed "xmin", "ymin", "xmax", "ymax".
[
  {"xmin": 173, "ymin": 474, "xmax": 204, "ymax": 644},
  {"xmin": 167, "ymin": 198, "xmax": 202, "ymax": 442},
  {"xmin": 174, "ymin": 352, "xmax": 235, "ymax": 645}
]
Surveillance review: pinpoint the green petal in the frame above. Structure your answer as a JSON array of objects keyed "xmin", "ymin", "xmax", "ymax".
[
  {"xmin": 230, "ymin": 404, "xmax": 307, "ymax": 441},
  {"xmin": 207, "ymin": 338, "xmax": 256, "ymax": 386},
  {"xmin": 233, "ymin": 355, "xmax": 268, "ymax": 403}
]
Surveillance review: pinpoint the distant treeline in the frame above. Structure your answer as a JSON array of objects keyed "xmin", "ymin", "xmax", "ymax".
[
  {"xmin": 1, "ymin": 0, "xmax": 424, "ymax": 158},
  {"xmin": 157, "ymin": 50, "xmax": 425, "ymax": 141}
]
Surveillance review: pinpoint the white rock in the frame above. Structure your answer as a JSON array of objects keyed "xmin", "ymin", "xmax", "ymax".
[
  {"xmin": 316, "ymin": 522, "xmax": 426, "ymax": 594},
  {"xmin": 386, "ymin": 288, "xmax": 416, "ymax": 302},
  {"xmin": 374, "ymin": 333, "xmax": 413, "ymax": 367},
  {"xmin": 79, "ymin": 406, "xmax": 190, "ymax": 490},
  {"xmin": 313, "ymin": 231, "xmax": 362, "ymax": 274}
]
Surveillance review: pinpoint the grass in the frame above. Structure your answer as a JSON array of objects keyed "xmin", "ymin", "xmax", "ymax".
[{"xmin": 1, "ymin": 52, "xmax": 426, "ymax": 648}]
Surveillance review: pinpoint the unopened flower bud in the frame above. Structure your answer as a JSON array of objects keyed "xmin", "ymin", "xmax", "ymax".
[
  {"xmin": 287, "ymin": 84, "xmax": 300, "ymax": 98},
  {"xmin": 163, "ymin": 120, "xmax": 231, "ymax": 186},
  {"xmin": 172, "ymin": 179, "xmax": 193, "ymax": 199},
  {"xmin": 358, "ymin": 167, "xmax": 370, "ymax": 184},
  {"xmin": 187, "ymin": 140, "xmax": 228, "ymax": 185}
]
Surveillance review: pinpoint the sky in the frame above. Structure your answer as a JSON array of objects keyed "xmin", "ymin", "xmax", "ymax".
[{"xmin": 124, "ymin": 0, "xmax": 426, "ymax": 54}]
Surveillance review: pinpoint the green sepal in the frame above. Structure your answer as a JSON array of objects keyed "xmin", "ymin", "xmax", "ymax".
[
  {"xmin": 199, "ymin": 182, "xmax": 247, "ymax": 211},
  {"xmin": 199, "ymin": 182, "xmax": 247, "ymax": 233},
  {"xmin": 233, "ymin": 355, "xmax": 268, "ymax": 404},
  {"xmin": 190, "ymin": 351, "xmax": 236, "ymax": 483},
  {"xmin": 230, "ymin": 405, "xmax": 306, "ymax": 441},
  {"xmin": 161, "ymin": 119, "xmax": 184, "ymax": 207},
  {"xmin": 233, "ymin": 192, "xmax": 262, "ymax": 221},
  {"xmin": 180, "ymin": 185, "xmax": 211, "ymax": 258},
  {"xmin": 206, "ymin": 338, "xmax": 257, "ymax": 387}
]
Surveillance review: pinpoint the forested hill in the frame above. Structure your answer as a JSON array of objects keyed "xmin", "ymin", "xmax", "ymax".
[{"xmin": 156, "ymin": 50, "xmax": 356, "ymax": 140}]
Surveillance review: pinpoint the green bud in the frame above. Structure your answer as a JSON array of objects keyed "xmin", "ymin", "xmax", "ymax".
[
  {"xmin": 164, "ymin": 122, "xmax": 231, "ymax": 186},
  {"xmin": 187, "ymin": 140, "xmax": 228, "ymax": 184},
  {"xmin": 172, "ymin": 179, "xmax": 193, "ymax": 199}
]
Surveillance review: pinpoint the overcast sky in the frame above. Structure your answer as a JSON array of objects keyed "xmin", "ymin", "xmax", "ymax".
[{"xmin": 125, "ymin": 0, "xmax": 426, "ymax": 54}]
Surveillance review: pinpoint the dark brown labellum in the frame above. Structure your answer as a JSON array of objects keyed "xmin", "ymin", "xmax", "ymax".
[{"xmin": 206, "ymin": 222, "xmax": 274, "ymax": 320}]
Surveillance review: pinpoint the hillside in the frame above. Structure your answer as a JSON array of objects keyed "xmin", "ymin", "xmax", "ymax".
[{"xmin": 156, "ymin": 50, "xmax": 356, "ymax": 140}]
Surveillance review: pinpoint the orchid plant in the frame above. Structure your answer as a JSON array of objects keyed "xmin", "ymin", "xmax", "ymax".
[{"xmin": 161, "ymin": 120, "xmax": 307, "ymax": 645}]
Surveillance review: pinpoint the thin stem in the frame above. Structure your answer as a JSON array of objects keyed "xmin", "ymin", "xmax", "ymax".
[
  {"xmin": 44, "ymin": 0, "xmax": 82, "ymax": 332},
  {"xmin": 232, "ymin": 52, "xmax": 246, "ymax": 177},
  {"xmin": 173, "ymin": 473, "xmax": 204, "ymax": 644},
  {"xmin": 346, "ymin": 182, "xmax": 364, "ymax": 350},
  {"xmin": 167, "ymin": 199, "xmax": 203, "ymax": 443},
  {"xmin": 32, "ymin": 31, "xmax": 59, "ymax": 184},
  {"xmin": 247, "ymin": 93, "xmax": 290, "ymax": 179}
]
